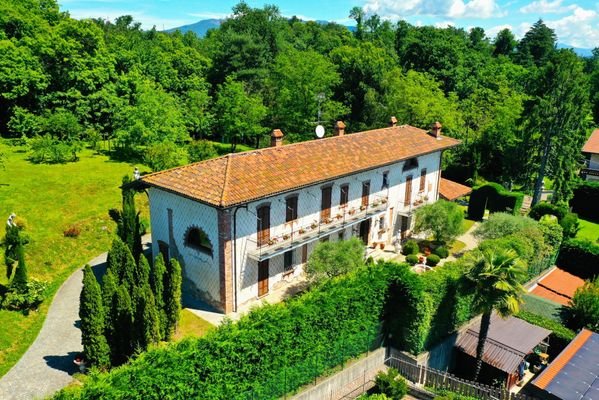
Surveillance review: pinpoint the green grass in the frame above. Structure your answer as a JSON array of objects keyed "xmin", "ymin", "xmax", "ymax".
[
  {"xmin": 576, "ymin": 218, "xmax": 599, "ymax": 243},
  {"xmin": 461, "ymin": 218, "xmax": 475, "ymax": 233},
  {"xmin": 449, "ymin": 240, "xmax": 467, "ymax": 255},
  {"xmin": 0, "ymin": 143, "xmax": 149, "ymax": 377},
  {"xmin": 173, "ymin": 309, "xmax": 215, "ymax": 340}
]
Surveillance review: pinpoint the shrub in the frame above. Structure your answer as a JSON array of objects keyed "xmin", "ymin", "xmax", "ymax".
[
  {"xmin": 557, "ymin": 239, "xmax": 599, "ymax": 280},
  {"xmin": 559, "ymin": 212, "xmax": 580, "ymax": 239},
  {"xmin": 568, "ymin": 278, "xmax": 599, "ymax": 331},
  {"xmin": 63, "ymin": 225, "xmax": 81, "ymax": 238},
  {"xmin": 467, "ymin": 182, "xmax": 524, "ymax": 220},
  {"xmin": 305, "ymin": 238, "xmax": 365, "ymax": 282},
  {"xmin": 1, "ymin": 279, "xmax": 47, "ymax": 312},
  {"xmin": 144, "ymin": 142, "xmax": 185, "ymax": 172},
  {"xmin": 188, "ymin": 140, "xmax": 218, "ymax": 163},
  {"xmin": 405, "ymin": 254, "xmax": 419, "ymax": 265},
  {"xmin": 433, "ymin": 247, "xmax": 449, "ymax": 259},
  {"xmin": 473, "ymin": 213, "xmax": 538, "ymax": 241},
  {"xmin": 373, "ymin": 368, "xmax": 408, "ymax": 399},
  {"xmin": 529, "ymin": 201, "xmax": 567, "ymax": 221},
  {"xmin": 414, "ymin": 200, "xmax": 464, "ymax": 243},
  {"xmin": 28, "ymin": 134, "xmax": 81, "ymax": 163},
  {"xmin": 402, "ymin": 240, "xmax": 419, "ymax": 255},
  {"xmin": 570, "ymin": 181, "xmax": 599, "ymax": 222},
  {"xmin": 426, "ymin": 254, "xmax": 441, "ymax": 266}
]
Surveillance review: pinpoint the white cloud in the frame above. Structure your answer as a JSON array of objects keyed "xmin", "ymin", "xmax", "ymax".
[
  {"xmin": 486, "ymin": 23, "xmax": 512, "ymax": 38},
  {"xmin": 434, "ymin": 20, "xmax": 455, "ymax": 28},
  {"xmin": 545, "ymin": 6, "xmax": 599, "ymax": 48},
  {"xmin": 362, "ymin": 0, "xmax": 504, "ymax": 19},
  {"xmin": 519, "ymin": 0, "xmax": 576, "ymax": 14}
]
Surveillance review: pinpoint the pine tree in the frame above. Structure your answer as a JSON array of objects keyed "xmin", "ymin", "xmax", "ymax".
[
  {"xmin": 119, "ymin": 175, "xmax": 142, "ymax": 261},
  {"xmin": 164, "ymin": 258, "xmax": 182, "ymax": 340},
  {"xmin": 133, "ymin": 284, "xmax": 160, "ymax": 350},
  {"xmin": 150, "ymin": 254, "xmax": 167, "ymax": 339},
  {"xmin": 11, "ymin": 243, "xmax": 28, "ymax": 292},
  {"xmin": 112, "ymin": 284, "xmax": 134, "ymax": 364},
  {"xmin": 79, "ymin": 265, "xmax": 110, "ymax": 369}
]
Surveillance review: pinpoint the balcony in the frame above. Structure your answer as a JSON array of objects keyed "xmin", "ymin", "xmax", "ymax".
[
  {"xmin": 397, "ymin": 194, "xmax": 430, "ymax": 216},
  {"xmin": 247, "ymin": 198, "xmax": 389, "ymax": 261}
]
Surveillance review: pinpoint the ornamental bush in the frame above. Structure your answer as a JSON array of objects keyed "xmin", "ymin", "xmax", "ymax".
[
  {"xmin": 433, "ymin": 246, "xmax": 449, "ymax": 259},
  {"xmin": 426, "ymin": 254, "xmax": 440, "ymax": 266},
  {"xmin": 373, "ymin": 368, "xmax": 408, "ymax": 399},
  {"xmin": 402, "ymin": 240, "xmax": 419, "ymax": 255},
  {"xmin": 568, "ymin": 278, "xmax": 599, "ymax": 331},
  {"xmin": 405, "ymin": 254, "xmax": 419, "ymax": 265}
]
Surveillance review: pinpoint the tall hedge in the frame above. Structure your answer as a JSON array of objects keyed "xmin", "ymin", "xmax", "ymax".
[
  {"xmin": 467, "ymin": 183, "xmax": 524, "ymax": 220},
  {"xmin": 557, "ymin": 239, "xmax": 599, "ymax": 280},
  {"xmin": 56, "ymin": 263, "xmax": 401, "ymax": 400},
  {"xmin": 570, "ymin": 181, "xmax": 599, "ymax": 222}
]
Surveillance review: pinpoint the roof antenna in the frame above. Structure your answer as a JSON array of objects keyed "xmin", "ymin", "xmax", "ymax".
[{"xmin": 314, "ymin": 92, "xmax": 325, "ymax": 138}]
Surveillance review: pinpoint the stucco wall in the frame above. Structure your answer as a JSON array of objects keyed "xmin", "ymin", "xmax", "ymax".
[
  {"xmin": 148, "ymin": 187, "xmax": 221, "ymax": 306},
  {"xmin": 590, "ymin": 153, "xmax": 599, "ymax": 170}
]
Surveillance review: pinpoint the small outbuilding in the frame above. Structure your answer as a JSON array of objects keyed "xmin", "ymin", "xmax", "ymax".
[
  {"xmin": 438, "ymin": 177, "xmax": 472, "ymax": 201},
  {"xmin": 531, "ymin": 328, "xmax": 599, "ymax": 400},
  {"xmin": 454, "ymin": 313, "xmax": 551, "ymax": 389}
]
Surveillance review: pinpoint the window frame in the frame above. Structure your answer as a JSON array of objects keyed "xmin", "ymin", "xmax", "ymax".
[
  {"xmin": 285, "ymin": 195, "xmax": 299, "ymax": 223},
  {"xmin": 183, "ymin": 226, "xmax": 213, "ymax": 256},
  {"xmin": 339, "ymin": 184, "xmax": 349, "ymax": 207}
]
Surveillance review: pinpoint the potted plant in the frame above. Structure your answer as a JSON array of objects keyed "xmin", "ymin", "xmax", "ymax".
[
  {"xmin": 360, "ymin": 205, "xmax": 366, "ymax": 211},
  {"xmin": 282, "ymin": 234, "xmax": 290, "ymax": 240},
  {"xmin": 268, "ymin": 238, "xmax": 278, "ymax": 246},
  {"xmin": 371, "ymin": 200, "xmax": 380, "ymax": 207},
  {"xmin": 310, "ymin": 221, "xmax": 318, "ymax": 229},
  {"xmin": 379, "ymin": 243, "xmax": 385, "ymax": 249},
  {"xmin": 348, "ymin": 208, "xmax": 356, "ymax": 215},
  {"xmin": 335, "ymin": 213, "xmax": 343, "ymax": 220},
  {"xmin": 298, "ymin": 227, "xmax": 306, "ymax": 234},
  {"xmin": 381, "ymin": 198, "xmax": 388, "ymax": 204},
  {"xmin": 323, "ymin": 217, "xmax": 332, "ymax": 224}
]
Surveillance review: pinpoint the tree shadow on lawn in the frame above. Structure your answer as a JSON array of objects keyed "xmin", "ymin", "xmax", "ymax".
[{"xmin": 43, "ymin": 351, "xmax": 80, "ymax": 375}]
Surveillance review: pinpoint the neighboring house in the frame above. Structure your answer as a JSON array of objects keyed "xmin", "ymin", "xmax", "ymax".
[
  {"xmin": 139, "ymin": 120, "xmax": 460, "ymax": 313},
  {"xmin": 529, "ymin": 267, "xmax": 585, "ymax": 306},
  {"xmin": 531, "ymin": 328, "xmax": 599, "ymax": 400},
  {"xmin": 582, "ymin": 128, "xmax": 599, "ymax": 181}
]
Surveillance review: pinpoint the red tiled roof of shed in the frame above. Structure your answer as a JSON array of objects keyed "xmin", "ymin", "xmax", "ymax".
[
  {"xmin": 530, "ymin": 268, "xmax": 585, "ymax": 306},
  {"xmin": 141, "ymin": 125, "xmax": 460, "ymax": 208},
  {"xmin": 582, "ymin": 129, "xmax": 599, "ymax": 154},
  {"xmin": 439, "ymin": 177, "xmax": 472, "ymax": 201}
]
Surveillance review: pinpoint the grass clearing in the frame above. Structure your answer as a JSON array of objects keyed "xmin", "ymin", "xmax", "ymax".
[
  {"xmin": 461, "ymin": 218, "xmax": 475, "ymax": 233},
  {"xmin": 576, "ymin": 218, "xmax": 599, "ymax": 243},
  {"xmin": 0, "ymin": 143, "xmax": 149, "ymax": 377},
  {"xmin": 450, "ymin": 240, "xmax": 467, "ymax": 255},
  {"xmin": 173, "ymin": 309, "xmax": 215, "ymax": 340}
]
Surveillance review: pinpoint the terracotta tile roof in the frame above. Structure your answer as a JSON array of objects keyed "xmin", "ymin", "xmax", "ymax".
[
  {"xmin": 533, "ymin": 329, "xmax": 594, "ymax": 390},
  {"xmin": 531, "ymin": 267, "xmax": 585, "ymax": 306},
  {"xmin": 439, "ymin": 177, "xmax": 472, "ymax": 201},
  {"xmin": 141, "ymin": 125, "xmax": 460, "ymax": 208},
  {"xmin": 582, "ymin": 129, "xmax": 599, "ymax": 154}
]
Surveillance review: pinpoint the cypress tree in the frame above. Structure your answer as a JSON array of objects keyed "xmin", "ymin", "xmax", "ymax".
[
  {"xmin": 112, "ymin": 284, "xmax": 134, "ymax": 364},
  {"xmin": 136, "ymin": 254, "xmax": 151, "ymax": 288},
  {"xmin": 79, "ymin": 265, "xmax": 110, "ymax": 369},
  {"xmin": 121, "ymin": 245, "xmax": 137, "ymax": 293},
  {"xmin": 133, "ymin": 284, "xmax": 161, "ymax": 350},
  {"xmin": 119, "ymin": 175, "xmax": 142, "ymax": 261},
  {"xmin": 106, "ymin": 238, "xmax": 128, "ymax": 279},
  {"xmin": 11, "ymin": 243, "xmax": 28, "ymax": 292},
  {"xmin": 101, "ymin": 268, "xmax": 118, "ymax": 348},
  {"xmin": 164, "ymin": 258, "xmax": 182, "ymax": 340},
  {"xmin": 150, "ymin": 255, "xmax": 167, "ymax": 339}
]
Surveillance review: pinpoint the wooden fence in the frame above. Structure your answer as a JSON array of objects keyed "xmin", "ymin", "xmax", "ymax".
[{"xmin": 385, "ymin": 356, "xmax": 539, "ymax": 400}]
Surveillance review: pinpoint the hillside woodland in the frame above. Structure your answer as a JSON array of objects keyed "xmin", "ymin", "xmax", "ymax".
[{"xmin": 0, "ymin": 0, "xmax": 597, "ymax": 202}]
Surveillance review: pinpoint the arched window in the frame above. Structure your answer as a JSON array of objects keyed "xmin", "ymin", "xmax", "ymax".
[
  {"xmin": 403, "ymin": 157, "xmax": 419, "ymax": 171},
  {"xmin": 184, "ymin": 226, "xmax": 213, "ymax": 256}
]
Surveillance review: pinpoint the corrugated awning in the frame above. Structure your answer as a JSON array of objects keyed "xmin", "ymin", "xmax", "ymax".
[{"xmin": 455, "ymin": 313, "xmax": 551, "ymax": 374}]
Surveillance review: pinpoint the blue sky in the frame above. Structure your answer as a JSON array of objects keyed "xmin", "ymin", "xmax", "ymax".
[{"xmin": 59, "ymin": 0, "xmax": 599, "ymax": 48}]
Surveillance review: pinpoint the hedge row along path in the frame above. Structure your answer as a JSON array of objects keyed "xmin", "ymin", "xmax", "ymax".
[{"xmin": 0, "ymin": 237, "xmax": 151, "ymax": 400}]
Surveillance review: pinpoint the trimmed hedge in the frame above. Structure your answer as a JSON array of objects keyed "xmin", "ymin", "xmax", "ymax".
[
  {"xmin": 529, "ymin": 201, "xmax": 579, "ymax": 239},
  {"xmin": 570, "ymin": 181, "xmax": 599, "ymax": 222},
  {"xmin": 557, "ymin": 239, "xmax": 599, "ymax": 279},
  {"xmin": 521, "ymin": 294, "xmax": 564, "ymax": 322},
  {"xmin": 467, "ymin": 183, "xmax": 524, "ymax": 220},
  {"xmin": 405, "ymin": 254, "xmax": 419, "ymax": 265},
  {"xmin": 56, "ymin": 263, "xmax": 406, "ymax": 400},
  {"xmin": 426, "ymin": 254, "xmax": 441, "ymax": 266},
  {"xmin": 433, "ymin": 247, "xmax": 449, "ymax": 259}
]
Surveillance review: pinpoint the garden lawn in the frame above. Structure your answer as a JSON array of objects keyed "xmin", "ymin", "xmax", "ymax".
[
  {"xmin": 173, "ymin": 309, "xmax": 215, "ymax": 340},
  {"xmin": 0, "ymin": 143, "xmax": 149, "ymax": 377},
  {"xmin": 576, "ymin": 218, "xmax": 599, "ymax": 243}
]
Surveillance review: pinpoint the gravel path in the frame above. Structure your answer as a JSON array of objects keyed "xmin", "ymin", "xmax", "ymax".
[{"xmin": 0, "ymin": 236, "xmax": 150, "ymax": 400}]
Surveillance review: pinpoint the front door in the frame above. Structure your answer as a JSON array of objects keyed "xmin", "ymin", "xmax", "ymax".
[
  {"xmin": 359, "ymin": 219, "xmax": 371, "ymax": 244},
  {"xmin": 258, "ymin": 260, "xmax": 269, "ymax": 297},
  {"xmin": 400, "ymin": 216, "xmax": 410, "ymax": 239}
]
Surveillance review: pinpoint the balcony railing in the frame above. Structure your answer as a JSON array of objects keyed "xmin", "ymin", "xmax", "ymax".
[
  {"xmin": 247, "ymin": 197, "xmax": 389, "ymax": 261},
  {"xmin": 398, "ymin": 193, "xmax": 430, "ymax": 216},
  {"xmin": 581, "ymin": 167, "xmax": 599, "ymax": 177}
]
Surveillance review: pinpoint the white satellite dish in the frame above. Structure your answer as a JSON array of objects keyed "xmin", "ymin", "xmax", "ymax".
[{"xmin": 315, "ymin": 125, "xmax": 325, "ymax": 138}]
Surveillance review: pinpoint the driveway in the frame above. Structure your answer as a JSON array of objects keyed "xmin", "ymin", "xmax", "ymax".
[{"xmin": 0, "ymin": 236, "xmax": 150, "ymax": 400}]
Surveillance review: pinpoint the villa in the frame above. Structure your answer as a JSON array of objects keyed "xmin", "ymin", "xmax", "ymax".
[{"xmin": 139, "ymin": 119, "xmax": 465, "ymax": 313}]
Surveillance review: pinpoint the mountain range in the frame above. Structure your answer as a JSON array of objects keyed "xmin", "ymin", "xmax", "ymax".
[{"xmin": 167, "ymin": 19, "xmax": 594, "ymax": 58}]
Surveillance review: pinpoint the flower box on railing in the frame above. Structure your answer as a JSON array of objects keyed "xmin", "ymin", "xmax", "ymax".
[
  {"xmin": 282, "ymin": 234, "xmax": 290, "ymax": 241},
  {"xmin": 298, "ymin": 228, "xmax": 306, "ymax": 235}
]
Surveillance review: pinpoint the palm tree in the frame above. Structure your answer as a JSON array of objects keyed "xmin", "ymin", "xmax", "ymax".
[{"xmin": 464, "ymin": 247, "xmax": 526, "ymax": 381}]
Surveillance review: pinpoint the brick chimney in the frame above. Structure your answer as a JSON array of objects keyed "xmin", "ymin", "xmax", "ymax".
[
  {"xmin": 389, "ymin": 116, "xmax": 398, "ymax": 127},
  {"xmin": 431, "ymin": 121, "xmax": 442, "ymax": 139},
  {"xmin": 271, "ymin": 129, "xmax": 284, "ymax": 147},
  {"xmin": 334, "ymin": 121, "xmax": 346, "ymax": 136}
]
